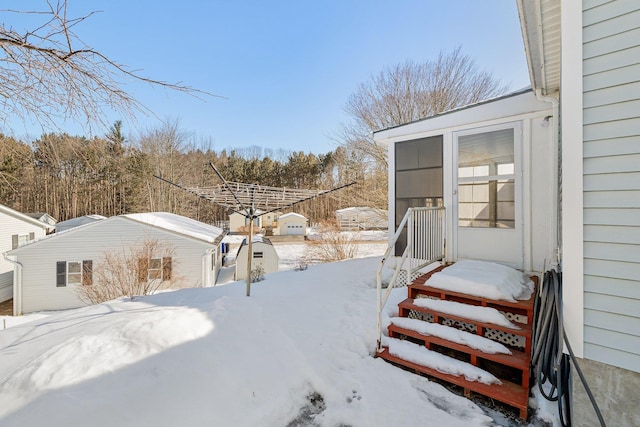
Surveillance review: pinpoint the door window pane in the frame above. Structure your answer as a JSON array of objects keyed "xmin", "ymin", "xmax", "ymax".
[{"xmin": 458, "ymin": 128, "xmax": 515, "ymax": 228}]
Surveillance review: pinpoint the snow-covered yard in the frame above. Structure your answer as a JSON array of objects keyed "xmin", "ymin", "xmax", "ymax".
[
  {"xmin": 0, "ymin": 257, "xmax": 501, "ymax": 426},
  {"xmin": 0, "ymin": 233, "xmax": 559, "ymax": 426}
]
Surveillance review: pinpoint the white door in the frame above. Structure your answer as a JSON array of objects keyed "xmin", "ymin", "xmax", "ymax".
[{"xmin": 452, "ymin": 123, "xmax": 523, "ymax": 268}]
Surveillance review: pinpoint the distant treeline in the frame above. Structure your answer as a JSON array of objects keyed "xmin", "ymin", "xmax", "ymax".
[{"xmin": 0, "ymin": 128, "xmax": 384, "ymax": 224}]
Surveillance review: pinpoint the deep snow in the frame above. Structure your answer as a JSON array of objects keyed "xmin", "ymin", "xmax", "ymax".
[
  {"xmin": 0, "ymin": 234, "xmax": 559, "ymax": 426},
  {"xmin": 0, "ymin": 257, "xmax": 498, "ymax": 427}
]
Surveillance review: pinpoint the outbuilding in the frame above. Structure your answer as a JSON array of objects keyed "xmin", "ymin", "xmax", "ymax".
[
  {"xmin": 234, "ymin": 236, "xmax": 279, "ymax": 280},
  {"xmin": 336, "ymin": 207, "xmax": 388, "ymax": 230},
  {"xmin": 277, "ymin": 212, "xmax": 307, "ymax": 236}
]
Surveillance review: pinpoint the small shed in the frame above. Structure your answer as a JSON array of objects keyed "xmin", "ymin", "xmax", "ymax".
[
  {"xmin": 235, "ymin": 237, "xmax": 279, "ymax": 280},
  {"xmin": 277, "ymin": 212, "xmax": 307, "ymax": 236},
  {"xmin": 336, "ymin": 207, "xmax": 388, "ymax": 230}
]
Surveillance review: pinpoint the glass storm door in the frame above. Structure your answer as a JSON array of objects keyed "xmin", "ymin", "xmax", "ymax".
[{"xmin": 453, "ymin": 124, "xmax": 523, "ymax": 268}]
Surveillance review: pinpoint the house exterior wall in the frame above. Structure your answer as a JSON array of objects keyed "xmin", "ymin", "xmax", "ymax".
[
  {"xmin": 229, "ymin": 212, "xmax": 261, "ymax": 233},
  {"xmin": 11, "ymin": 217, "xmax": 214, "ymax": 314},
  {"xmin": 377, "ymin": 91, "xmax": 555, "ymax": 273},
  {"xmin": 262, "ymin": 212, "xmax": 281, "ymax": 228},
  {"xmin": 0, "ymin": 207, "xmax": 48, "ymax": 302},
  {"xmin": 578, "ymin": 0, "xmax": 640, "ymax": 373}
]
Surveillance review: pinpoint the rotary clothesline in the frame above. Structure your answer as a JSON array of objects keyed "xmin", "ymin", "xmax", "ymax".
[
  {"xmin": 178, "ymin": 181, "xmax": 335, "ymax": 216},
  {"xmin": 154, "ymin": 163, "xmax": 356, "ymax": 297}
]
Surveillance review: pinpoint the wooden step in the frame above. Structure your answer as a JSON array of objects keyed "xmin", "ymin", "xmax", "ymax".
[
  {"xmin": 383, "ymin": 262, "xmax": 536, "ymax": 419},
  {"xmin": 411, "ymin": 266, "xmax": 537, "ymax": 315},
  {"xmin": 377, "ymin": 347, "xmax": 529, "ymax": 419},
  {"xmin": 388, "ymin": 323, "xmax": 530, "ymax": 371},
  {"xmin": 410, "ymin": 281, "xmax": 537, "ymax": 312},
  {"xmin": 398, "ymin": 298, "xmax": 532, "ymax": 338}
]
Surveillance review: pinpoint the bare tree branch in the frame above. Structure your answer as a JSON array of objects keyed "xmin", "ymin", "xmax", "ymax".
[
  {"xmin": 336, "ymin": 47, "xmax": 509, "ymax": 209},
  {"xmin": 0, "ymin": 1, "xmax": 222, "ymax": 132}
]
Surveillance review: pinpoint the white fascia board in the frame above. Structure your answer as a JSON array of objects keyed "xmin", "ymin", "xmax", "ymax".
[{"xmin": 374, "ymin": 91, "xmax": 549, "ymax": 145}]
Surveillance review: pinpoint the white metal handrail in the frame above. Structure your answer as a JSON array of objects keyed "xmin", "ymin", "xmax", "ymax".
[{"xmin": 376, "ymin": 207, "xmax": 445, "ymax": 352}]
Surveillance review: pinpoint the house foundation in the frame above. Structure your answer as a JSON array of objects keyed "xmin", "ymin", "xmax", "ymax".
[{"xmin": 571, "ymin": 357, "xmax": 640, "ymax": 426}]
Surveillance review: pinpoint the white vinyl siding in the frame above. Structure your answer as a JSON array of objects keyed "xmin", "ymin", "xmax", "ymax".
[
  {"xmin": 582, "ymin": 0, "xmax": 640, "ymax": 372},
  {"xmin": 0, "ymin": 207, "xmax": 48, "ymax": 303},
  {"xmin": 12, "ymin": 217, "xmax": 218, "ymax": 314}
]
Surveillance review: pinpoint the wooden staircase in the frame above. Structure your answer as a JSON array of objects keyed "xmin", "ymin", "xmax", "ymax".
[{"xmin": 377, "ymin": 264, "xmax": 538, "ymax": 419}]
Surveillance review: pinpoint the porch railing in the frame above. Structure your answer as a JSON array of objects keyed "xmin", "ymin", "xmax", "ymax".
[{"xmin": 376, "ymin": 207, "xmax": 445, "ymax": 352}]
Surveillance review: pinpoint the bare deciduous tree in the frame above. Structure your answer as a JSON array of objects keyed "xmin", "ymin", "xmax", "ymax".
[
  {"xmin": 305, "ymin": 222, "xmax": 359, "ymax": 263},
  {"xmin": 340, "ymin": 47, "xmax": 508, "ymax": 166},
  {"xmin": 336, "ymin": 47, "xmax": 508, "ymax": 209},
  {"xmin": 76, "ymin": 238, "xmax": 183, "ymax": 305},
  {"xmin": 0, "ymin": 1, "xmax": 214, "ymax": 131}
]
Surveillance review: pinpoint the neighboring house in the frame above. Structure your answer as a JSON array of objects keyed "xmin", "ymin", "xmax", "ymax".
[
  {"xmin": 229, "ymin": 210, "xmax": 282, "ymax": 234},
  {"xmin": 6, "ymin": 212, "xmax": 226, "ymax": 315},
  {"xmin": 336, "ymin": 207, "xmax": 388, "ymax": 230},
  {"xmin": 375, "ymin": 1, "xmax": 639, "ymax": 423},
  {"xmin": 235, "ymin": 237, "xmax": 279, "ymax": 280},
  {"xmin": 262, "ymin": 211, "xmax": 282, "ymax": 229},
  {"xmin": 0, "ymin": 204, "xmax": 51, "ymax": 303},
  {"xmin": 55, "ymin": 214, "xmax": 106, "ymax": 233},
  {"xmin": 24, "ymin": 213, "xmax": 57, "ymax": 229},
  {"xmin": 229, "ymin": 210, "xmax": 262, "ymax": 234},
  {"xmin": 277, "ymin": 212, "xmax": 307, "ymax": 236}
]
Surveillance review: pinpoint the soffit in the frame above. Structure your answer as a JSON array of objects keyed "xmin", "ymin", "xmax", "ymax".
[{"xmin": 517, "ymin": 0, "xmax": 561, "ymax": 96}]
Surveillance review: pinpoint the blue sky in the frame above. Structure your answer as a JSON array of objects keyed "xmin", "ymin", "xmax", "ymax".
[{"xmin": 8, "ymin": 1, "xmax": 530, "ymax": 154}]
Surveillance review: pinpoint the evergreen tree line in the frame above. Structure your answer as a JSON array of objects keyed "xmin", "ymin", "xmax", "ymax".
[{"xmin": 0, "ymin": 123, "xmax": 386, "ymax": 225}]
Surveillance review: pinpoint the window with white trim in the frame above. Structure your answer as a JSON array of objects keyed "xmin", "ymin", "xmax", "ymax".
[
  {"xmin": 458, "ymin": 128, "xmax": 515, "ymax": 228},
  {"xmin": 138, "ymin": 257, "xmax": 172, "ymax": 282},
  {"xmin": 12, "ymin": 232, "xmax": 35, "ymax": 249},
  {"xmin": 56, "ymin": 260, "xmax": 93, "ymax": 287}
]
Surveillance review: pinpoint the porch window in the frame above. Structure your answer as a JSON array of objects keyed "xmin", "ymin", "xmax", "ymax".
[
  {"xmin": 458, "ymin": 128, "xmax": 515, "ymax": 228},
  {"xmin": 394, "ymin": 135, "xmax": 444, "ymax": 255}
]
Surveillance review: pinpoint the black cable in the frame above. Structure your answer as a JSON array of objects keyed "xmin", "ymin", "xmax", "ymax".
[{"xmin": 532, "ymin": 269, "xmax": 606, "ymax": 427}]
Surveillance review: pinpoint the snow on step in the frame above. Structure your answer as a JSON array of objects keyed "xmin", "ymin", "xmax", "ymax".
[
  {"xmin": 382, "ymin": 337, "xmax": 501, "ymax": 385},
  {"xmin": 412, "ymin": 298, "xmax": 519, "ymax": 329},
  {"xmin": 425, "ymin": 260, "xmax": 533, "ymax": 302},
  {"xmin": 389, "ymin": 317, "xmax": 512, "ymax": 355}
]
